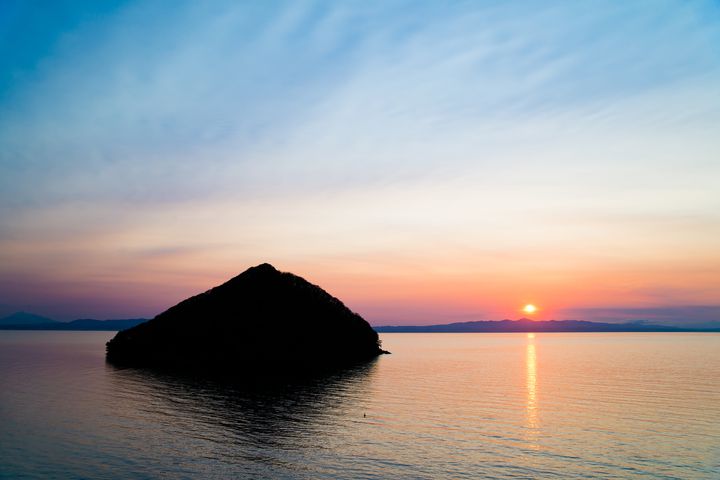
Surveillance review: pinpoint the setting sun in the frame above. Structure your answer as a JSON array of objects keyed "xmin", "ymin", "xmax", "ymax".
[{"xmin": 523, "ymin": 304, "xmax": 538, "ymax": 315}]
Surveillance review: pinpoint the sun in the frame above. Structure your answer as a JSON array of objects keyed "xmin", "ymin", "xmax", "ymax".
[{"xmin": 523, "ymin": 304, "xmax": 538, "ymax": 315}]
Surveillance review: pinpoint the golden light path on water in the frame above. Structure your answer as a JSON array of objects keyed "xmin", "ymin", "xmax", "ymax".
[{"xmin": 526, "ymin": 332, "xmax": 539, "ymax": 448}]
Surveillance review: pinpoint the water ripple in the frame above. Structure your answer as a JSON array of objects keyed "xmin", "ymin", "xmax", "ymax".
[{"xmin": 1, "ymin": 331, "xmax": 719, "ymax": 478}]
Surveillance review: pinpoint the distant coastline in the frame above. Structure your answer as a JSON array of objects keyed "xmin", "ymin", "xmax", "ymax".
[
  {"xmin": 3, "ymin": 313, "xmax": 719, "ymax": 333},
  {"xmin": 374, "ymin": 318, "xmax": 720, "ymax": 333},
  {"xmin": 0, "ymin": 316, "xmax": 147, "ymax": 331}
]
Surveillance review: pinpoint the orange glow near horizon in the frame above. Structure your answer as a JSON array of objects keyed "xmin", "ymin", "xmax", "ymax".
[
  {"xmin": 523, "ymin": 304, "xmax": 538, "ymax": 315},
  {"xmin": 2, "ymin": 235, "xmax": 718, "ymax": 322}
]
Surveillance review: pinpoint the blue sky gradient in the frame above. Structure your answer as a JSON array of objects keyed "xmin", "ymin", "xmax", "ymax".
[{"xmin": 1, "ymin": 1, "xmax": 719, "ymax": 323}]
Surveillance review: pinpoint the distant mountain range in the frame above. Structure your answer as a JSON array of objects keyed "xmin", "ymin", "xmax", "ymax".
[
  {"xmin": 2, "ymin": 312, "xmax": 719, "ymax": 333},
  {"xmin": 374, "ymin": 318, "xmax": 720, "ymax": 333},
  {"xmin": 0, "ymin": 311, "xmax": 56, "ymax": 326},
  {"xmin": 0, "ymin": 312, "xmax": 147, "ymax": 331}
]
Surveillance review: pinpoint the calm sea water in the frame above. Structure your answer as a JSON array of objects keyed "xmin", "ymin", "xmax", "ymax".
[{"xmin": 1, "ymin": 331, "xmax": 718, "ymax": 479}]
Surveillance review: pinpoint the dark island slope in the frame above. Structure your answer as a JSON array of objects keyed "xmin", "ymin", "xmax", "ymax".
[{"xmin": 106, "ymin": 263, "xmax": 387, "ymax": 372}]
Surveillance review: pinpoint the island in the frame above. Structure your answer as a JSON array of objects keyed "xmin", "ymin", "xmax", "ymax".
[{"xmin": 106, "ymin": 263, "xmax": 387, "ymax": 373}]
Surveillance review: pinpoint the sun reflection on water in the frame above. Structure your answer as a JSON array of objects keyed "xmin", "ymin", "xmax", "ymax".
[{"xmin": 526, "ymin": 332, "xmax": 539, "ymax": 447}]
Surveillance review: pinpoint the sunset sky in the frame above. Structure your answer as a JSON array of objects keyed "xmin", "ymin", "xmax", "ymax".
[{"xmin": 1, "ymin": 1, "xmax": 719, "ymax": 324}]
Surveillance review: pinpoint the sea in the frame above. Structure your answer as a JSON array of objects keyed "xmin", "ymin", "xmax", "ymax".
[{"xmin": 1, "ymin": 331, "xmax": 718, "ymax": 479}]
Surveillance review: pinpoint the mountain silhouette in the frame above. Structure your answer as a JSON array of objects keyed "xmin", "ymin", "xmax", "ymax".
[
  {"xmin": 0, "ymin": 311, "xmax": 57, "ymax": 326},
  {"xmin": 106, "ymin": 263, "xmax": 387, "ymax": 373},
  {"xmin": 373, "ymin": 318, "xmax": 718, "ymax": 332},
  {"xmin": 0, "ymin": 316, "xmax": 147, "ymax": 330}
]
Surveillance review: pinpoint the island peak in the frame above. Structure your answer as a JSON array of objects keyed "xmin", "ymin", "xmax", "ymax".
[{"xmin": 106, "ymin": 264, "xmax": 387, "ymax": 374}]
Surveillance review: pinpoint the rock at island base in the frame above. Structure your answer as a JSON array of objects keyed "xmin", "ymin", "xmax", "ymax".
[{"xmin": 106, "ymin": 264, "xmax": 388, "ymax": 375}]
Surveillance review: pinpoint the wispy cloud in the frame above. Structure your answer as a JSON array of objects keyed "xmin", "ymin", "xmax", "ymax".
[{"xmin": 0, "ymin": 0, "xmax": 719, "ymax": 319}]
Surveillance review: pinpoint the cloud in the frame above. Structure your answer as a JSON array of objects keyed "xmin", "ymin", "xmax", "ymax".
[
  {"xmin": 0, "ymin": 1, "xmax": 719, "ymax": 318},
  {"xmin": 2, "ymin": 1, "xmax": 719, "ymax": 207}
]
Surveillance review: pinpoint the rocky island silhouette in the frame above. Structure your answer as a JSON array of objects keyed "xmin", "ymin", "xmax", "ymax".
[{"xmin": 106, "ymin": 263, "xmax": 387, "ymax": 373}]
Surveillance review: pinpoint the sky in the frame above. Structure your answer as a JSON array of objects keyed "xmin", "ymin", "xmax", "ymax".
[{"xmin": 1, "ymin": 0, "xmax": 719, "ymax": 325}]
